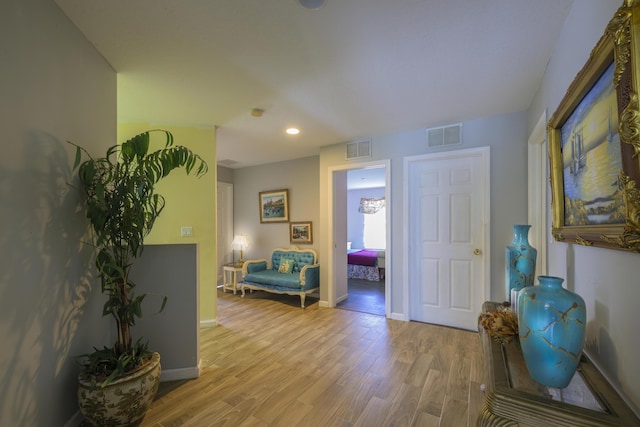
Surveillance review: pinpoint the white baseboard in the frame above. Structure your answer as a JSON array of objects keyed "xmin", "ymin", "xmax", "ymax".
[
  {"xmin": 160, "ymin": 359, "xmax": 202, "ymax": 382},
  {"xmin": 390, "ymin": 312, "xmax": 408, "ymax": 321},
  {"xmin": 200, "ymin": 318, "xmax": 217, "ymax": 328},
  {"xmin": 319, "ymin": 300, "xmax": 330, "ymax": 308},
  {"xmin": 336, "ymin": 293, "xmax": 348, "ymax": 304}
]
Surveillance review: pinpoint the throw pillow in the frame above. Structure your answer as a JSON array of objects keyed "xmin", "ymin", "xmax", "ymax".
[{"xmin": 278, "ymin": 258, "xmax": 295, "ymax": 274}]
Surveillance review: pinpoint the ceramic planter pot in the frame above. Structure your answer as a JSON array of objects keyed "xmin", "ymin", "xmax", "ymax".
[{"xmin": 78, "ymin": 352, "xmax": 161, "ymax": 427}]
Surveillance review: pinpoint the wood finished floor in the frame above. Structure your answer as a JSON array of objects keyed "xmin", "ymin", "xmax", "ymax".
[
  {"xmin": 139, "ymin": 288, "xmax": 486, "ymax": 427},
  {"xmin": 337, "ymin": 279, "xmax": 385, "ymax": 316}
]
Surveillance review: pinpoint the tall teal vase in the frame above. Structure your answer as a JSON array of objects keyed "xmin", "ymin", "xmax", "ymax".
[
  {"xmin": 518, "ymin": 276, "xmax": 586, "ymax": 388},
  {"xmin": 505, "ymin": 224, "xmax": 537, "ymax": 302}
]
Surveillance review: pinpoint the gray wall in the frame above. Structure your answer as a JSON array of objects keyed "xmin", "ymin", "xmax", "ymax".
[
  {"xmin": 319, "ymin": 111, "xmax": 528, "ymax": 315},
  {"xmin": 217, "ymin": 165, "xmax": 234, "ymax": 184},
  {"xmin": 132, "ymin": 244, "xmax": 199, "ymax": 376},
  {"xmin": 529, "ymin": 0, "xmax": 640, "ymax": 413},
  {"xmin": 0, "ymin": 0, "xmax": 116, "ymax": 425},
  {"xmin": 232, "ymin": 156, "xmax": 320, "ymax": 261}
]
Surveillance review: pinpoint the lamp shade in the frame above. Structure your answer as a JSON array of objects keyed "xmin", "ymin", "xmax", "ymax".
[
  {"xmin": 231, "ymin": 235, "xmax": 250, "ymax": 250},
  {"xmin": 232, "ymin": 235, "xmax": 250, "ymax": 263}
]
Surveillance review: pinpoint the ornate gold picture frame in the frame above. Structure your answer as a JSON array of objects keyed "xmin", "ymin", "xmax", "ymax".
[{"xmin": 548, "ymin": 1, "xmax": 640, "ymax": 252}]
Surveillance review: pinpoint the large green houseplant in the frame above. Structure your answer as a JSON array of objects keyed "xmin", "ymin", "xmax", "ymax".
[{"xmin": 69, "ymin": 130, "xmax": 207, "ymax": 425}]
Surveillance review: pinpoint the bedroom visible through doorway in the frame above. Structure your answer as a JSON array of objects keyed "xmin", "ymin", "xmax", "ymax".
[{"xmin": 337, "ymin": 166, "xmax": 387, "ymax": 316}]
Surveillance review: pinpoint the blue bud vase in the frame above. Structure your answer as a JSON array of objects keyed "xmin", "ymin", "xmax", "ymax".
[
  {"xmin": 518, "ymin": 276, "xmax": 586, "ymax": 388},
  {"xmin": 505, "ymin": 224, "xmax": 537, "ymax": 302}
]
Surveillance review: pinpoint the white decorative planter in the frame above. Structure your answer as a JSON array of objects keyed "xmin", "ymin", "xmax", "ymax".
[{"xmin": 78, "ymin": 352, "xmax": 161, "ymax": 427}]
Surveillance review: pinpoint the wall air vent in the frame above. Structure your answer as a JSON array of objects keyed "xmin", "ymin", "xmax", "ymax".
[
  {"xmin": 426, "ymin": 123, "xmax": 462, "ymax": 148},
  {"xmin": 346, "ymin": 139, "xmax": 371, "ymax": 160}
]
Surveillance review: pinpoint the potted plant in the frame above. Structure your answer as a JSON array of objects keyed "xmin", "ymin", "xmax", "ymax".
[{"xmin": 69, "ymin": 130, "xmax": 207, "ymax": 426}]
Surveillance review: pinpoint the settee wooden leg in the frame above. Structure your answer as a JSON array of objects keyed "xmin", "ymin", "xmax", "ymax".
[
  {"xmin": 241, "ymin": 286, "xmax": 246, "ymax": 298},
  {"xmin": 300, "ymin": 293, "xmax": 306, "ymax": 308}
]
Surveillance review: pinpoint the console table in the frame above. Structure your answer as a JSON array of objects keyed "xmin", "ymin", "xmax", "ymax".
[{"xmin": 478, "ymin": 301, "xmax": 640, "ymax": 426}]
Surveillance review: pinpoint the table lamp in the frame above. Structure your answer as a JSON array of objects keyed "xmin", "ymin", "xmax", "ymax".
[{"xmin": 231, "ymin": 234, "xmax": 250, "ymax": 263}]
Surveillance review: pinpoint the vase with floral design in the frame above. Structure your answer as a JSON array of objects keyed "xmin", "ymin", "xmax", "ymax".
[
  {"xmin": 505, "ymin": 224, "xmax": 537, "ymax": 302},
  {"xmin": 518, "ymin": 276, "xmax": 586, "ymax": 388}
]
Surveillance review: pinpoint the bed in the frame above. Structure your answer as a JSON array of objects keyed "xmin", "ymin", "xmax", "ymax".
[{"xmin": 347, "ymin": 249, "xmax": 384, "ymax": 281}]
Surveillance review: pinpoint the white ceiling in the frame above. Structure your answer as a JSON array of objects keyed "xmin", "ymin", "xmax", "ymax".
[
  {"xmin": 347, "ymin": 167, "xmax": 386, "ymax": 190},
  {"xmin": 55, "ymin": 0, "xmax": 574, "ymax": 169}
]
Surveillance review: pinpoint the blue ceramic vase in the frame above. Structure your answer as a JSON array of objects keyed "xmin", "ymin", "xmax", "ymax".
[
  {"xmin": 505, "ymin": 224, "xmax": 537, "ymax": 302},
  {"xmin": 518, "ymin": 276, "xmax": 586, "ymax": 388}
]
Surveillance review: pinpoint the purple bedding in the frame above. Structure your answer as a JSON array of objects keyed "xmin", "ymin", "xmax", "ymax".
[{"xmin": 347, "ymin": 249, "xmax": 378, "ymax": 267}]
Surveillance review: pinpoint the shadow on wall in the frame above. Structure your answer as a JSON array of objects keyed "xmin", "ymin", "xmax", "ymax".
[
  {"xmin": 0, "ymin": 131, "xmax": 98, "ymax": 425},
  {"xmin": 585, "ymin": 300, "xmax": 619, "ymax": 379},
  {"xmin": 566, "ymin": 246, "xmax": 619, "ymax": 386}
]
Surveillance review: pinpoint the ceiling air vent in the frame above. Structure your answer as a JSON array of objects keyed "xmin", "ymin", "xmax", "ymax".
[
  {"xmin": 426, "ymin": 123, "xmax": 462, "ymax": 148},
  {"xmin": 346, "ymin": 139, "xmax": 371, "ymax": 160},
  {"xmin": 218, "ymin": 159, "xmax": 239, "ymax": 167}
]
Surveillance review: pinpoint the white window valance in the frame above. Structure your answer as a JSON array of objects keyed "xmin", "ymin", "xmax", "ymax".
[{"xmin": 359, "ymin": 197, "xmax": 385, "ymax": 214}]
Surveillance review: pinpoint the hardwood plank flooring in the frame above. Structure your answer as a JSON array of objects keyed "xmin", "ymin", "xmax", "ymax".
[
  {"xmin": 337, "ymin": 278, "xmax": 385, "ymax": 316},
  {"xmin": 137, "ymin": 288, "xmax": 485, "ymax": 427}
]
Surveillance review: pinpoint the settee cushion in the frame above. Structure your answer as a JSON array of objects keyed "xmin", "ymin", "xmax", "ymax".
[
  {"xmin": 277, "ymin": 258, "xmax": 295, "ymax": 274},
  {"xmin": 244, "ymin": 269, "xmax": 301, "ymax": 289}
]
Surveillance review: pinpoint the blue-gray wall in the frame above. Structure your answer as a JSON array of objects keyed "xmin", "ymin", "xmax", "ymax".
[
  {"xmin": 0, "ymin": 0, "xmax": 115, "ymax": 424},
  {"xmin": 232, "ymin": 156, "xmax": 321, "ymax": 261},
  {"xmin": 319, "ymin": 110, "xmax": 528, "ymax": 314}
]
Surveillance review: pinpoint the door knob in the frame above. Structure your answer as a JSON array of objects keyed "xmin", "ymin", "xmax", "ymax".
[{"xmin": 474, "ymin": 248, "xmax": 482, "ymax": 255}]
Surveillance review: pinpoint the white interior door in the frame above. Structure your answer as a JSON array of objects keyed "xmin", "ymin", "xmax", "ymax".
[
  {"xmin": 408, "ymin": 148, "xmax": 489, "ymax": 330},
  {"xmin": 216, "ymin": 182, "xmax": 234, "ymax": 285}
]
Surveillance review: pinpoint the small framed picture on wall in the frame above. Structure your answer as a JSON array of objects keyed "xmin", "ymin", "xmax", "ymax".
[
  {"xmin": 259, "ymin": 189, "xmax": 289, "ymax": 223},
  {"xmin": 290, "ymin": 221, "xmax": 313, "ymax": 244}
]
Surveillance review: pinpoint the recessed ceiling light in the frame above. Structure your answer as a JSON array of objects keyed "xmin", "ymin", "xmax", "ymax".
[
  {"xmin": 297, "ymin": 0, "xmax": 325, "ymax": 10},
  {"xmin": 286, "ymin": 128, "xmax": 300, "ymax": 135}
]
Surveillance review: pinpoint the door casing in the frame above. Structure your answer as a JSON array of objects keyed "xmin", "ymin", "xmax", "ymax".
[{"xmin": 326, "ymin": 159, "xmax": 391, "ymax": 318}]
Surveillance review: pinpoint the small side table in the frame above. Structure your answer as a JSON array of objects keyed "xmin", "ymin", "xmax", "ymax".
[{"xmin": 222, "ymin": 262, "xmax": 244, "ymax": 294}]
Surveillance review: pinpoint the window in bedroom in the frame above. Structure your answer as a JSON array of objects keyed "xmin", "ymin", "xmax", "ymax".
[{"xmin": 363, "ymin": 206, "xmax": 386, "ymax": 249}]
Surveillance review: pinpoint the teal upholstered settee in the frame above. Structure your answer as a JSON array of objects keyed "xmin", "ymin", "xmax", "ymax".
[{"xmin": 240, "ymin": 247, "xmax": 319, "ymax": 308}]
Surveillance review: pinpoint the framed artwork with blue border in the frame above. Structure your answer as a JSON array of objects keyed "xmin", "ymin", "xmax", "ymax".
[{"xmin": 259, "ymin": 189, "xmax": 289, "ymax": 223}]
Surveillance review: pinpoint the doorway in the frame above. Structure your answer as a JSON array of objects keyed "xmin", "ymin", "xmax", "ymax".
[
  {"xmin": 216, "ymin": 182, "xmax": 234, "ymax": 286},
  {"xmin": 406, "ymin": 147, "xmax": 490, "ymax": 330},
  {"xmin": 337, "ymin": 168, "xmax": 386, "ymax": 315},
  {"xmin": 329, "ymin": 160, "xmax": 390, "ymax": 317}
]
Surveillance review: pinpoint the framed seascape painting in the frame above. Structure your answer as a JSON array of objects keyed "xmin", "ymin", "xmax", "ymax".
[
  {"xmin": 259, "ymin": 189, "xmax": 289, "ymax": 223},
  {"xmin": 290, "ymin": 221, "xmax": 313, "ymax": 244},
  {"xmin": 548, "ymin": 0, "xmax": 640, "ymax": 252}
]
